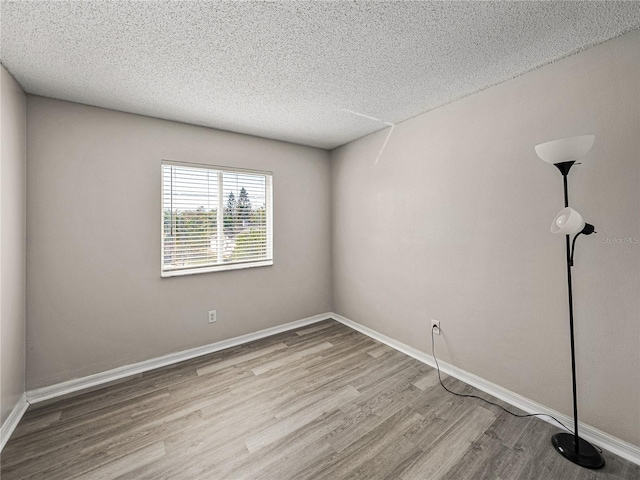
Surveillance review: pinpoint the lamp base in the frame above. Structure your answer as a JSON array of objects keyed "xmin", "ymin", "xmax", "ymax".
[{"xmin": 551, "ymin": 433, "xmax": 605, "ymax": 469}]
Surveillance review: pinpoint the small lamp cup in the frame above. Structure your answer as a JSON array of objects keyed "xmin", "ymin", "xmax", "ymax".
[{"xmin": 551, "ymin": 207, "xmax": 585, "ymax": 235}]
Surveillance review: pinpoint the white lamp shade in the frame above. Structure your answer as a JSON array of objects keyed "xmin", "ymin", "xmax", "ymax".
[
  {"xmin": 551, "ymin": 207, "xmax": 585, "ymax": 235},
  {"xmin": 535, "ymin": 135, "xmax": 595, "ymax": 164}
]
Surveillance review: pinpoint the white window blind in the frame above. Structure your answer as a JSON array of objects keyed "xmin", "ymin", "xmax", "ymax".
[{"xmin": 162, "ymin": 161, "xmax": 273, "ymax": 277}]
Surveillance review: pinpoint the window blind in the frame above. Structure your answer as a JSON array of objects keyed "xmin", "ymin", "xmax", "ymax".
[{"xmin": 162, "ymin": 161, "xmax": 273, "ymax": 277}]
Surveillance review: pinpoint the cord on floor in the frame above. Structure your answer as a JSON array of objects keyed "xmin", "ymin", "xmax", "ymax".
[{"xmin": 429, "ymin": 324, "xmax": 601, "ymax": 453}]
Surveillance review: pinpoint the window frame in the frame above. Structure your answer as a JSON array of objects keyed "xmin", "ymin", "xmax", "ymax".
[{"xmin": 160, "ymin": 160, "xmax": 273, "ymax": 278}]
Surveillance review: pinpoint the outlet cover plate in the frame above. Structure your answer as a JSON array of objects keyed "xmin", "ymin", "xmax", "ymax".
[{"xmin": 431, "ymin": 319, "xmax": 441, "ymax": 335}]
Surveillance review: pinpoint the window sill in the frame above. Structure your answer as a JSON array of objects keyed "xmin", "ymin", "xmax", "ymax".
[{"xmin": 161, "ymin": 259, "xmax": 273, "ymax": 278}]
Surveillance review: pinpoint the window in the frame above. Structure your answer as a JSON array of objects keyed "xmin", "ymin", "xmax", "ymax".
[{"xmin": 161, "ymin": 161, "xmax": 273, "ymax": 277}]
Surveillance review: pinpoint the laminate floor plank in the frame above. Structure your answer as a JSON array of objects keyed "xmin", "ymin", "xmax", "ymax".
[
  {"xmin": 9, "ymin": 410, "xmax": 62, "ymax": 440},
  {"xmin": 439, "ymin": 433, "xmax": 512, "ymax": 480},
  {"xmin": 288, "ymin": 350, "xmax": 380, "ymax": 393},
  {"xmin": 305, "ymin": 335, "xmax": 378, "ymax": 369},
  {"xmin": 2, "ymin": 320, "xmax": 636, "ymax": 480},
  {"xmin": 484, "ymin": 409, "xmax": 534, "ymax": 449},
  {"xmin": 279, "ymin": 324, "xmax": 345, "ymax": 348},
  {"xmin": 228, "ymin": 365, "xmax": 311, "ymax": 397},
  {"xmin": 304, "ymin": 406, "xmax": 424, "ymax": 480},
  {"xmin": 367, "ymin": 345, "xmax": 393, "ymax": 358},
  {"xmin": 350, "ymin": 366, "xmax": 422, "ymax": 412},
  {"xmin": 284, "ymin": 324, "xmax": 357, "ymax": 347},
  {"xmin": 404, "ymin": 394, "xmax": 477, "ymax": 448},
  {"xmin": 397, "ymin": 406, "xmax": 497, "ymax": 479},
  {"xmin": 8, "ymin": 392, "xmax": 203, "ymax": 480},
  {"xmin": 214, "ymin": 410, "xmax": 345, "ymax": 480},
  {"xmin": 244, "ymin": 385, "xmax": 359, "ymax": 453},
  {"xmin": 250, "ymin": 341, "xmax": 334, "ymax": 375},
  {"xmin": 77, "ymin": 441, "xmax": 166, "ymax": 480},
  {"xmin": 412, "ymin": 369, "xmax": 447, "ymax": 390},
  {"xmin": 196, "ymin": 342, "xmax": 289, "ymax": 376},
  {"xmin": 24, "ymin": 373, "xmax": 146, "ymax": 415},
  {"xmin": 295, "ymin": 322, "xmax": 335, "ymax": 336},
  {"xmin": 249, "ymin": 438, "xmax": 336, "ymax": 480},
  {"xmin": 1, "ymin": 388, "xmax": 172, "ymax": 471},
  {"xmin": 492, "ymin": 417, "xmax": 561, "ymax": 479},
  {"xmin": 349, "ymin": 353, "xmax": 415, "ymax": 391},
  {"xmin": 345, "ymin": 435, "xmax": 420, "ymax": 480}
]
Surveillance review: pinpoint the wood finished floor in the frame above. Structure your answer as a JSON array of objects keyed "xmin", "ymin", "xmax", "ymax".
[{"xmin": 2, "ymin": 320, "xmax": 637, "ymax": 480}]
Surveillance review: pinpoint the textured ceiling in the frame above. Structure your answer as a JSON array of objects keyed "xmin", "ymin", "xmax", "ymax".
[{"xmin": 2, "ymin": 1, "xmax": 640, "ymax": 149}]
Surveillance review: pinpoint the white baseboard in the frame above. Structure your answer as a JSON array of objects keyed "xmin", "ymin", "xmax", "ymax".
[
  {"xmin": 329, "ymin": 312, "xmax": 640, "ymax": 466},
  {"xmin": 21, "ymin": 310, "xmax": 639, "ymax": 466},
  {"xmin": 26, "ymin": 312, "xmax": 332, "ymax": 404},
  {"xmin": 1, "ymin": 394, "xmax": 29, "ymax": 452}
]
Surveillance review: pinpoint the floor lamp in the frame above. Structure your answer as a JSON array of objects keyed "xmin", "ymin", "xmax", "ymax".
[{"xmin": 535, "ymin": 135, "xmax": 605, "ymax": 469}]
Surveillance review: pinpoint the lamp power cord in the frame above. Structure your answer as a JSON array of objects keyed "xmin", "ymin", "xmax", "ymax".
[{"xmin": 429, "ymin": 324, "xmax": 601, "ymax": 453}]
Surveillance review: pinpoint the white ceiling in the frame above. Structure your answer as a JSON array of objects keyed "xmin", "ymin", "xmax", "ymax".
[{"xmin": 2, "ymin": 1, "xmax": 639, "ymax": 149}]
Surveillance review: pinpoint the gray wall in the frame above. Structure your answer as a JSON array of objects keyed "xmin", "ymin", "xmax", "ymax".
[
  {"xmin": 1, "ymin": 65, "xmax": 27, "ymax": 424},
  {"xmin": 331, "ymin": 30, "xmax": 640, "ymax": 446},
  {"xmin": 26, "ymin": 97, "xmax": 332, "ymax": 389}
]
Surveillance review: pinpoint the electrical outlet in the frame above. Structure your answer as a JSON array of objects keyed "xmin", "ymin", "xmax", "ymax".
[
  {"xmin": 208, "ymin": 310, "xmax": 217, "ymax": 324},
  {"xmin": 431, "ymin": 319, "xmax": 441, "ymax": 335}
]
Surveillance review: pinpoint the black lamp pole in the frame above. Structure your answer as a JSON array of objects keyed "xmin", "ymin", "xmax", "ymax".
[{"xmin": 550, "ymin": 160, "xmax": 604, "ymax": 469}]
